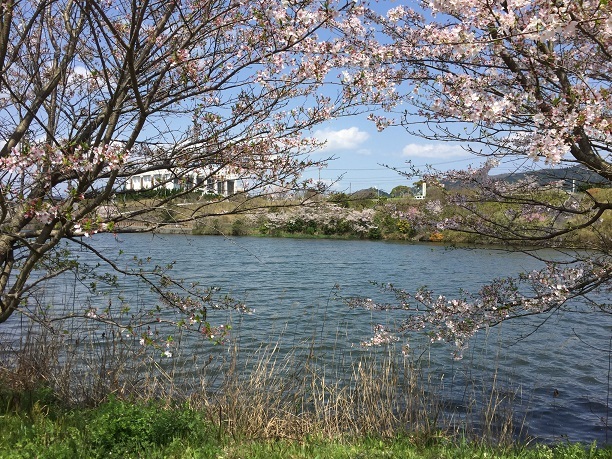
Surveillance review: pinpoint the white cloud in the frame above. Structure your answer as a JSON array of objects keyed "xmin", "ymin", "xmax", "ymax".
[
  {"xmin": 313, "ymin": 127, "xmax": 370, "ymax": 151},
  {"xmin": 72, "ymin": 65, "xmax": 90, "ymax": 76},
  {"xmin": 401, "ymin": 143, "xmax": 469, "ymax": 159}
]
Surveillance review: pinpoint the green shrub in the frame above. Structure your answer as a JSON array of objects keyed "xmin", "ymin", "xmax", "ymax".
[
  {"xmin": 87, "ymin": 399, "xmax": 206, "ymax": 458},
  {"xmin": 367, "ymin": 227, "xmax": 382, "ymax": 240},
  {"xmin": 231, "ymin": 218, "xmax": 248, "ymax": 236}
]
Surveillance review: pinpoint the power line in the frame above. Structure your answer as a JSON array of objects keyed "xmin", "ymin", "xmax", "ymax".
[{"xmin": 323, "ymin": 157, "xmax": 478, "ymax": 172}]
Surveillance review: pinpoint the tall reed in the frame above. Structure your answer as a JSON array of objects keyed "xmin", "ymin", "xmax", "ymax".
[{"xmin": 0, "ymin": 307, "xmax": 522, "ymax": 445}]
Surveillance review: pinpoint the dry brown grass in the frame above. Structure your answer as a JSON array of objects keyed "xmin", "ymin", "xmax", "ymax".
[{"xmin": 0, "ymin": 311, "xmax": 520, "ymax": 445}]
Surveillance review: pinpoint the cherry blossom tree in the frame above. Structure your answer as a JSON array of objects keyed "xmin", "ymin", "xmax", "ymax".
[
  {"xmin": 0, "ymin": 0, "xmax": 364, "ymax": 330},
  {"xmin": 342, "ymin": 0, "xmax": 612, "ymax": 349},
  {"xmin": 255, "ymin": 203, "xmax": 378, "ymax": 236}
]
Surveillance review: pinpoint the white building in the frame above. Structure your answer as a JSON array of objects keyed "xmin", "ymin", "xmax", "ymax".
[
  {"xmin": 414, "ymin": 182, "xmax": 427, "ymax": 199},
  {"xmin": 124, "ymin": 168, "xmax": 244, "ymax": 196}
]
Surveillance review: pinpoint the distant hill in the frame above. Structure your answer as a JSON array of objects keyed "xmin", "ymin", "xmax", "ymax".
[
  {"xmin": 438, "ymin": 165, "xmax": 608, "ymax": 192},
  {"xmin": 492, "ymin": 165, "xmax": 608, "ymax": 188},
  {"xmin": 350, "ymin": 187, "xmax": 391, "ymax": 199}
]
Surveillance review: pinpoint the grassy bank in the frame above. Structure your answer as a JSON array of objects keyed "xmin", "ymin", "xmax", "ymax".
[
  {"xmin": 0, "ymin": 313, "xmax": 610, "ymax": 458},
  {"xmin": 0, "ymin": 394, "xmax": 607, "ymax": 458},
  {"xmin": 117, "ymin": 187, "xmax": 612, "ymax": 247}
]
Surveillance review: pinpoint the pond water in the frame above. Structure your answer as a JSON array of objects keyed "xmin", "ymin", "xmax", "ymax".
[{"xmin": 7, "ymin": 233, "xmax": 611, "ymax": 443}]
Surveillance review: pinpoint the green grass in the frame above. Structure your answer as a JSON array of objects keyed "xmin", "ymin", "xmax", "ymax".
[
  {"xmin": 223, "ymin": 440, "xmax": 610, "ymax": 459},
  {"xmin": 0, "ymin": 394, "xmax": 608, "ymax": 459}
]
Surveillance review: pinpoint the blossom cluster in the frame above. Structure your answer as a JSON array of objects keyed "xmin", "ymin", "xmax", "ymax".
[
  {"xmin": 72, "ymin": 218, "xmax": 114, "ymax": 237},
  {"xmin": 2, "ymin": 142, "xmax": 128, "ymax": 177},
  {"xmin": 257, "ymin": 204, "xmax": 378, "ymax": 236},
  {"xmin": 349, "ymin": 258, "xmax": 610, "ymax": 355},
  {"xmin": 360, "ymin": 324, "xmax": 399, "ymax": 347}
]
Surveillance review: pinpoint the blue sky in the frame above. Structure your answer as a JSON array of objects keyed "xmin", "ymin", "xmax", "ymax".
[{"xmin": 307, "ymin": 116, "xmax": 498, "ymax": 194}]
